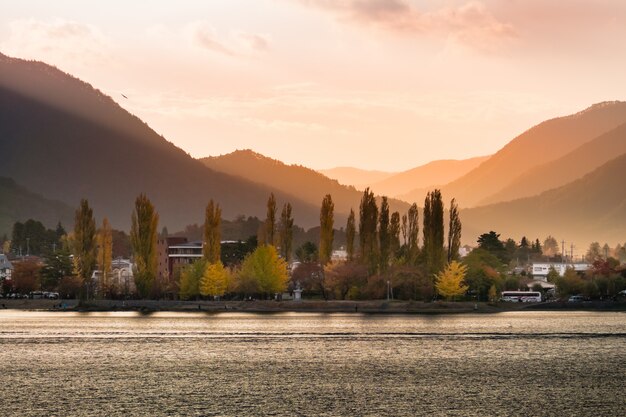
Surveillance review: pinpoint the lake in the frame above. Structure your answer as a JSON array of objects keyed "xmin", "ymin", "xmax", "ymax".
[{"xmin": 0, "ymin": 311, "xmax": 624, "ymax": 416}]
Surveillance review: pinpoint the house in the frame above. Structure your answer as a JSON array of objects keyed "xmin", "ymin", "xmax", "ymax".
[
  {"xmin": 531, "ymin": 262, "xmax": 590, "ymax": 281},
  {"xmin": 0, "ymin": 253, "xmax": 13, "ymax": 282}
]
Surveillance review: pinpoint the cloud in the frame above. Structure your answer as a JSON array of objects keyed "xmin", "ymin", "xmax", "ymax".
[
  {"xmin": 186, "ymin": 22, "xmax": 270, "ymax": 56},
  {"xmin": 0, "ymin": 18, "xmax": 111, "ymax": 65},
  {"xmin": 294, "ymin": 0, "xmax": 517, "ymax": 51}
]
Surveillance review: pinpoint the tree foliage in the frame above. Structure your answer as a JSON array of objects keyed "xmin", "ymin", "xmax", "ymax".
[
  {"xmin": 96, "ymin": 217, "xmax": 113, "ymax": 296},
  {"xmin": 279, "ymin": 203, "xmax": 294, "ymax": 262},
  {"xmin": 406, "ymin": 203, "xmax": 419, "ymax": 265},
  {"xmin": 359, "ymin": 188, "xmax": 378, "ymax": 273},
  {"xmin": 319, "ymin": 194, "xmax": 334, "ymax": 265},
  {"xmin": 423, "ymin": 190, "xmax": 444, "ymax": 274},
  {"xmin": 389, "ymin": 211, "xmax": 401, "ymax": 262},
  {"xmin": 130, "ymin": 194, "xmax": 159, "ymax": 298},
  {"xmin": 73, "ymin": 199, "xmax": 97, "ymax": 295},
  {"xmin": 199, "ymin": 261, "xmax": 230, "ymax": 298},
  {"xmin": 447, "ymin": 198, "xmax": 461, "ymax": 263},
  {"xmin": 262, "ymin": 193, "xmax": 277, "ymax": 246},
  {"xmin": 179, "ymin": 259, "xmax": 206, "ymax": 300},
  {"xmin": 435, "ymin": 261, "xmax": 469, "ymax": 300},
  {"xmin": 203, "ymin": 199, "xmax": 221, "ymax": 263},
  {"xmin": 237, "ymin": 245, "xmax": 288, "ymax": 296},
  {"xmin": 346, "ymin": 209, "xmax": 356, "ymax": 261},
  {"xmin": 378, "ymin": 197, "xmax": 390, "ymax": 271}
]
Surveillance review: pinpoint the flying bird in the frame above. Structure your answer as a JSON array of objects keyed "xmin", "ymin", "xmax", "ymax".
[{"xmin": 121, "ymin": 93, "xmax": 128, "ymax": 99}]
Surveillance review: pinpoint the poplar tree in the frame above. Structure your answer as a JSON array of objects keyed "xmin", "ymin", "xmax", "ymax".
[
  {"xmin": 346, "ymin": 209, "xmax": 356, "ymax": 261},
  {"xmin": 203, "ymin": 199, "xmax": 221, "ymax": 264},
  {"xmin": 264, "ymin": 193, "xmax": 277, "ymax": 246},
  {"xmin": 279, "ymin": 203, "xmax": 294, "ymax": 262},
  {"xmin": 73, "ymin": 199, "xmax": 97, "ymax": 297},
  {"xmin": 407, "ymin": 203, "xmax": 419, "ymax": 265},
  {"xmin": 423, "ymin": 190, "xmax": 445, "ymax": 275},
  {"xmin": 96, "ymin": 217, "xmax": 113, "ymax": 297},
  {"xmin": 378, "ymin": 197, "xmax": 390, "ymax": 271},
  {"xmin": 401, "ymin": 214, "xmax": 408, "ymax": 246},
  {"xmin": 359, "ymin": 188, "xmax": 378, "ymax": 273},
  {"xmin": 447, "ymin": 198, "xmax": 462, "ymax": 263},
  {"xmin": 130, "ymin": 193, "xmax": 159, "ymax": 298},
  {"xmin": 389, "ymin": 211, "xmax": 401, "ymax": 261},
  {"xmin": 319, "ymin": 194, "xmax": 334, "ymax": 265}
]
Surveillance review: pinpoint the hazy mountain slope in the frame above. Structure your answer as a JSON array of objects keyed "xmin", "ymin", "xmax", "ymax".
[
  {"xmin": 318, "ymin": 167, "xmax": 395, "ymax": 189},
  {"xmin": 479, "ymin": 122, "xmax": 626, "ymax": 205},
  {"xmin": 201, "ymin": 150, "xmax": 410, "ymax": 217},
  {"xmin": 0, "ymin": 177, "xmax": 73, "ymax": 236},
  {"xmin": 440, "ymin": 101, "xmax": 626, "ymax": 207},
  {"xmin": 0, "ymin": 53, "xmax": 322, "ymax": 230},
  {"xmin": 371, "ymin": 155, "xmax": 490, "ymax": 200},
  {"xmin": 460, "ymin": 153, "xmax": 626, "ymax": 247}
]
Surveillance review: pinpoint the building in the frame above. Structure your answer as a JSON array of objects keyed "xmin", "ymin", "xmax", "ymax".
[
  {"xmin": 167, "ymin": 240, "xmax": 203, "ymax": 276},
  {"xmin": 0, "ymin": 253, "xmax": 13, "ymax": 282},
  {"xmin": 531, "ymin": 262, "xmax": 590, "ymax": 281},
  {"xmin": 157, "ymin": 237, "xmax": 188, "ymax": 285}
]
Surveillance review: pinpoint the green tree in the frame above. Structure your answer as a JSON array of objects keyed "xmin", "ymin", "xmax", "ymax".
[
  {"xmin": 359, "ymin": 188, "xmax": 378, "ymax": 273},
  {"xmin": 346, "ymin": 209, "xmax": 356, "ymax": 262},
  {"xmin": 279, "ymin": 203, "xmax": 294, "ymax": 262},
  {"xmin": 556, "ymin": 268, "xmax": 584, "ymax": 298},
  {"xmin": 435, "ymin": 261, "xmax": 468, "ymax": 300},
  {"xmin": 130, "ymin": 194, "xmax": 159, "ymax": 298},
  {"xmin": 295, "ymin": 241, "xmax": 318, "ymax": 263},
  {"xmin": 40, "ymin": 248, "xmax": 73, "ymax": 290},
  {"xmin": 237, "ymin": 245, "xmax": 288, "ymax": 296},
  {"xmin": 447, "ymin": 198, "xmax": 461, "ymax": 263},
  {"xmin": 263, "ymin": 193, "xmax": 277, "ymax": 245},
  {"xmin": 199, "ymin": 261, "xmax": 230, "ymax": 298},
  {"xmin": 423, "ymin": 190, "xmax": 444, "ymax": 274},
  {"xmin": 406, "ymin": 203, "xmax": 419, "ymax": 265},
  {"xmin": 378, "ymin": 197, "xmax": 390, "ymax": 271},
  {"xmin": 586, "ymin": 242, "xmax": 601, "ymax": 262},
  {"xmin": 73, "ymin": 199, "xmax": 97, "ymax": 297},
  {"xmin": 203, "ymin": 199, "xmax": 221, "ymax": 263},
  {"xmin": 319, "ymin": 194, "xmax": 334, "ymax": 265},
  {"xmin": 179, "ymin": 259, "xmax": 206, "ymax": 300},
  {"xmin": 488, "ymin": 284, "xmax": 499, "ymax": 302},
  {"xmin": 477, "ymin": 231, "xmax": 508, "ymax": 263},
  {"xmin": 546, "ymin": 267, "xmax": 560, "ymax": 283},
  {"xmin": 389, "ymin": 211, "xmax": 401, "ymax": 261},
  {"xmin": 96, "ymin": 217, "xmax": 113, "ymax": 297}
]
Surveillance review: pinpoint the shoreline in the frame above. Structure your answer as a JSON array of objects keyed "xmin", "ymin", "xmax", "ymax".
[{"xmin": 2, "ymin": 299, "xmax": 625, "ymax": 314}]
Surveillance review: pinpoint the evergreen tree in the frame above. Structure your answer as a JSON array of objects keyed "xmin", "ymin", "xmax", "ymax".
[
  {"xmin": 423, "ymin": 190, "xmax": 445, "ymax": 274},
  {"xmin": 359, "ymin": 188, "xmax": 378, "ymax": 273},
  {"xmin": 447, "ymin": 198, "xmax": 462, "ymax": 263},
  {"xmin": 389, "ymin": 211, "xmax": 401, "ymax": 261},
  {"xmin": 203, "ymin": 199, "xmax": 221, "ymax": 264},
  {"xmin": 378, "ymin": 196, "xmax": 390, "ymax": 271},
  {"xmin": 96, "ymin": 217, "xmax": 113, "ymax": 297},
  {"xmin": 346, "ymin": 209, "xmax": 356, "ymax": 262},
  {"xmin": 279, "ymin": 203, "xmax": 294, "ymax": 262},
  {"xmin": 407, "ymin": 203, "xmax": 419, "ymax": 265},
  {"xmin": 40, "ymin": 248, "xmax": 73, "ymax": 290},
  {"xmin": 319, "ymin": 194, "xmax": 334, "ymax": 265},
  {"xmin": 264, "ymin": 193, "xmax": 277, "ymax": 245},
  {"xmin": 73, "ymin": 199, "xmax": 97, "ymax": 297},
  {"xmin": 130, "ymin": 194, "xmax": 159, "ymax": 298}
]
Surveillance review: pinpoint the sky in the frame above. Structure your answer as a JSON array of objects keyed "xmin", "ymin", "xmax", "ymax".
[{"xmin": 2, "ymin": 0, "xmax": 626, "ymax": 171}]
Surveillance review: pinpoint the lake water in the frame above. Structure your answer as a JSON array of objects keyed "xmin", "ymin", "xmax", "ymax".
[{"xmin": 0, "ymin": 311, "xmax": 624, "ymax": 416}]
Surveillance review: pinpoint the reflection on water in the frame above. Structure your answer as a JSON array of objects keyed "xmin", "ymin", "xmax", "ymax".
[{"xmin": 0, "ymin": 311, "xmax": 624, "ymax": 416}]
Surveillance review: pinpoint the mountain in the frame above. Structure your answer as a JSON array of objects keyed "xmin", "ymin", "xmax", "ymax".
[
  {"xmin": 370, "ymin": 155, "xmax": 489, "ymax": 201},
  {"xmin": 0, "ymin": 177, "xmax": 73, "ymax": 236},
  {"xmin": 318, "ymin": 167, "xmax": 395, "ymax": 189},
  {"xmin": 478, "ymin": 122, "xmax": 626, "ymax": 205},
  {"xmin": 460, "ymin": 152, "xmax": 626, "ymax": 247},
  {"xmin": 201, "ymin": 149, "xmax": 410, "ymax": 218},
  {"xmin": 0, "ymin": 53, "xmax": 322, "ymax": 231},
  {"xmin": 439, "ymin": 101, "xmax": 626, "ymax": 207}
]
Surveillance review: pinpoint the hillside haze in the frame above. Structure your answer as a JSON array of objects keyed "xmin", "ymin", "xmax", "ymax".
[
  {"xmin": 201, "ymin": 149, "xmax": 410, "ymax": 218},
  {"xmin": 439, "ymin": 101, "xmax": 626, "ymax": 207},
  {"xmin": 461, "ymin": 152, "xmax": 626, "ymax": 247},
  {"xmin": 0, "ymin": 53, "xmax": 322, "ymax": 230},
  {"xmin": 318, "ymin": 167, "xmax": 395, "ymax": 189}
]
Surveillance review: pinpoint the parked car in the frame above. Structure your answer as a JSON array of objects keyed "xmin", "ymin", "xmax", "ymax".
[{"xmin": 568, "ymin": 295, "xmax": 585, "ymax": 303}]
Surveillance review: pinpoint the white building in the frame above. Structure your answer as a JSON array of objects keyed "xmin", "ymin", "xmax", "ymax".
[
  {"xmin": 0, "ymin": 253, "xmax": 13, "ymax": 281},
  {"xmin": 531, "ymin": 262, "xmax": 590, "ymax": 281}
]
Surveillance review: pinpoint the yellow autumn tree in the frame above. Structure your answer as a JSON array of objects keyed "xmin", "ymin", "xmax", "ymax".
[
  {"xmin": 199, "ymin": 261, "xmax": 230, "ymax": 299},
  {"xmin": 96, "ymin": 217, "xmax": 113, "ymax": 297},
  {"xmin": 435, "ymin": 261, "xmax": 469, "ymax": 300}
]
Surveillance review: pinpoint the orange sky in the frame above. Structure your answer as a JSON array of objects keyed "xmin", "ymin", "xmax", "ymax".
[{"xmin": 2, "ymin": 0, "xmax": 625, "ymax": 171}]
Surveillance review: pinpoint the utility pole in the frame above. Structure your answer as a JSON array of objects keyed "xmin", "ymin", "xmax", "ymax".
[
  {"xmin": 570, "ymin": 243, "xmax": 574, "ymax": 263},
  {"xmin": 561, "ymin": 240, "xmax": 565, "ymax": 263},
  {"xmin": 26, "ymin": 237, "xmax": 30, "ymax": 257}
]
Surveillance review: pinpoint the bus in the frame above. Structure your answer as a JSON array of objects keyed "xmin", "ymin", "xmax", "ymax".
[{"xmin": 501, "ymin": 291, "xmax": 542, "ymax": 303}]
